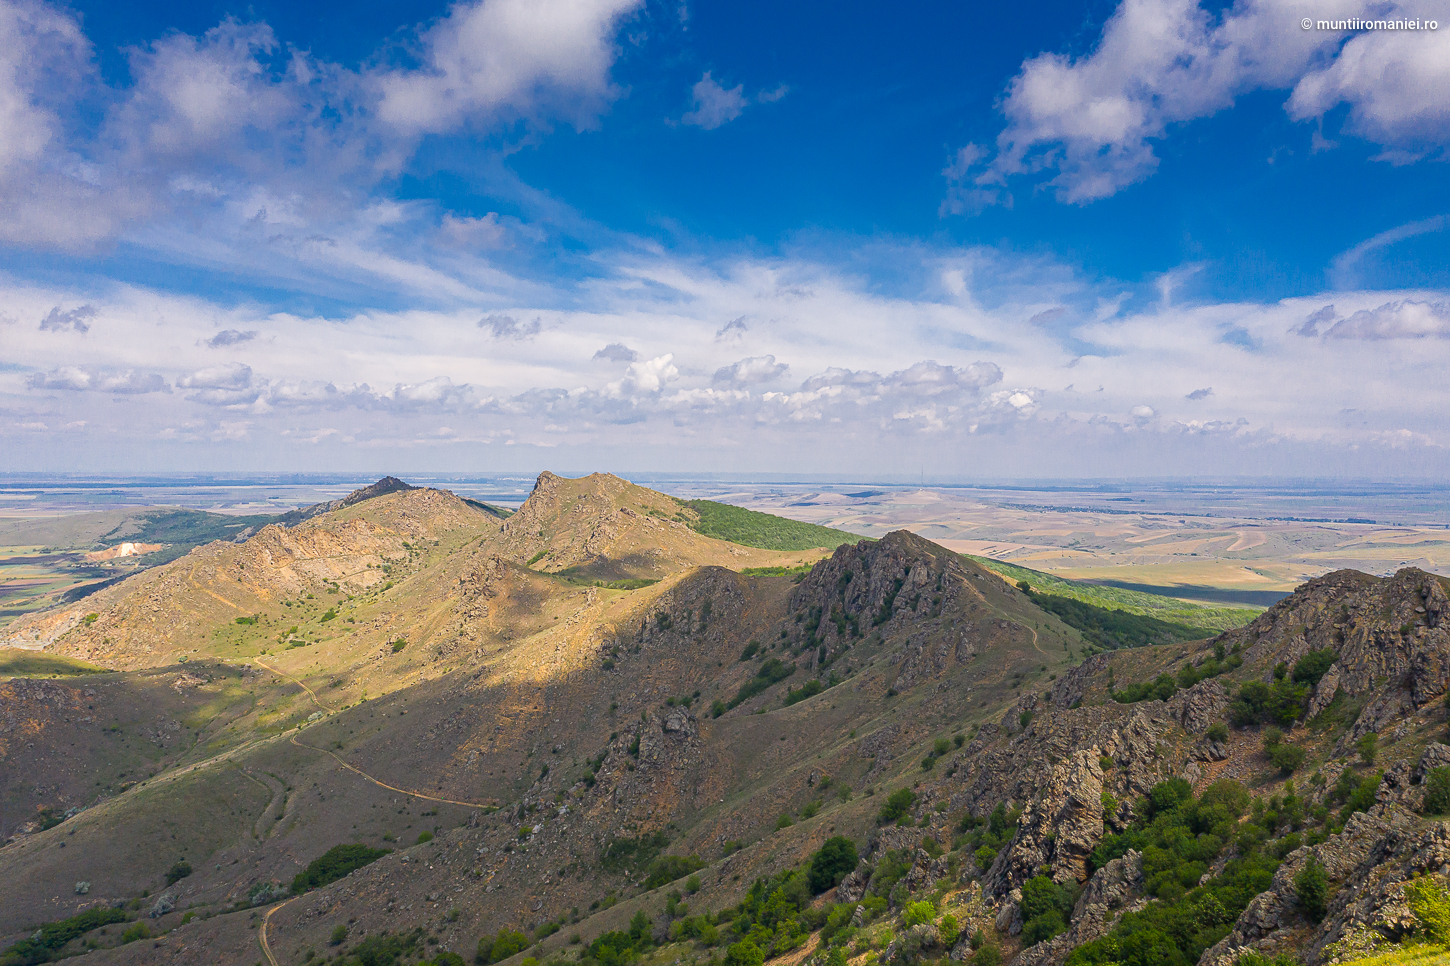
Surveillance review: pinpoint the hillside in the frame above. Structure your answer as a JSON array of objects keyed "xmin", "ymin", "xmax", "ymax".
[{"xmin": 2, "ymin": 475, "xmax": 1450, "ymax": 966}]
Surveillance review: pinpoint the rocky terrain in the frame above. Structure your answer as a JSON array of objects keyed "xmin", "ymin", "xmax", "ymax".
[{"xmin": 1, "ymin": 473, "xmax": 1449, "ymax": 966}]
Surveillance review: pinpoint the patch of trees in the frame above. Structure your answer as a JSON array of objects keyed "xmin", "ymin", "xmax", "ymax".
[
  {"xmin": 600, "ymin": 832, "xmax": 670, "ymax": 876},
  {"xmin": 1017, "ymin": 584, "xmax": 1210, "ymax": 649},
  {"xmin": 291, "ymin": 844, "xmax": 391, "ymax": 894},
  {"xmin": 0, "ymin": 908, "xmax": 129, "ymax": 966},
  {"xmin": 955, "ymin": 803, "xmax": 1021, "ymax": 874}
]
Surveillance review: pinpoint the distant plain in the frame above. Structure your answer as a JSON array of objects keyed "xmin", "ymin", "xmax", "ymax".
[{"xmin": 1, "ymin": 474, "xmax": 1447, "ymax": 630}]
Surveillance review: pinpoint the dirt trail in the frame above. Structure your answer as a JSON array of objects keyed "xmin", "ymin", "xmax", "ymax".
[
  {"xmin": 258, "ymin": 896, "xmax": 297, "ymax": 966},
  {"xmin": 288, "ymin": 734, "xmax": 499, "ymax": 809},
  {"xmin": 253, "ymin": 656, "xmax": 497, "ymax": 808},
  {"xmin": 254, "ymin": 658, "xmax": 338, "ymax": 713}
]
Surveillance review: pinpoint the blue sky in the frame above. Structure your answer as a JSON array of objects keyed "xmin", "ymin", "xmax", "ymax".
[{"xmin": 1, "ymin": 0, "xmax": 1448, "ymax": 476}]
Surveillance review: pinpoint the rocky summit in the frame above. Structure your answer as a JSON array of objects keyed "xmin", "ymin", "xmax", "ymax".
[{"xmin": 2, "ymin": 473, "xmax": 1450, "ymax": 966}]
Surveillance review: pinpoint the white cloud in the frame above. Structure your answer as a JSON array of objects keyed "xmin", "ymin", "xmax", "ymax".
[
  {"xmin": 713, "ymin": 355, "xmax": 788, "ymax": 385},
  {"xmin": 681, "ymin": 72, "xmax": 746, "ymax": 130},
  {"xmin": 680, "ymin": 71, "xmax": 786, "ymax": 130},
  {"xmin": 959, "ymin": 0, "xmax": 1450, "ymax": 206},
  {"xmin": 26, "ymin": 366, "xmax": 169, "ymax": 393},
  {"xmin": 373, "ymin": 0, "xmax": 643, "ymax": 134}
]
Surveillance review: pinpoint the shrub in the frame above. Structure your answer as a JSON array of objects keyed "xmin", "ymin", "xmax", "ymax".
[
  {"xmin": 600, "ymin": 832, "xmax": 670, "ymax": 874},
  {"xmin": 643, "ymin": 854, "xmax": 706, "ymax": 889},
  {"xmin": 1406, "ymin": 876, "xmax": 1450, "ymax": 943},
  {"xmin": 1261, "ymin": 727, "xmax": 1284, "ymax": 749},
  {"xmin": 809, "ymin": 836, "xmax": 860, "ymax": 893},
  {"xmin": 939, "ymin": 913, "xmax": 961, "ymax": 946},
  {"xmin": 711, "ymin": 700, "xmax": 726, "ymax": 718},
  {"xmin": 165, "ymin": 860, "xmax": 193, "ymax": 885},
  {"xmin": 331, "ymin": 924, "xmax": 348, "ymax": 945},
  {"xmin": 1268, "ymin": 744, "xmax": 1305, "ymax": 774},
  {"xmin": 1292, "ymin": 649, "xmax": 1336, "ymax": 686},
  {"xmin": 1424, "ymin": 767, "xmax": 1450, "ymax": 815},
  {"xmin": 1294, "ymin": 857, "xmax": 1328, "ymax": 922},
  {"xmin": 0, "ymin": 908, "xmax": 128, "ymax": 963},
  {"xmin": 1356, "ymin": 732, "xmax": 1378, "ymax": 764},
  {"xmin": 1020, "ymin": 875, "xmax": 1077, "ymax": 946},
  {"xmin": 974, "ymin": 945, "xmax": 1002, "ymax": 966},
  {"xmin": 776, "ymin": 813, "xmax": 794, "ymax": 830},
  {"xmin": 724, "ymin": 941, "xmax": 764, "ymax": 966},
  {"xmin": 417, "ymin": 831, "xmax": 434, "ymax": 844},
  {"xmin": 291, "ymin": 844, "xmax": 391, "ymax": 894},
  {"xmin": 728, "ymin": 658, "xmax": 796, "ymax": 709},
  {"xmin": 1206, "ymin": 723, "xmax": 1229, "ymax": 743},
  {"xmin": 120, "ymin": 922, "xmax": 151, "ymax": 944},
  {"xmin": 877, "ymin": 788, "xmax": 917, "ymax": 825},
  {"xmin": 1228, "ymin": 679, "xmax": 1309, "ymax": 727},
  {"xmin": 902, "ymin": 900, "xmax": 937, "ymax": 927},
  {"xmin": 477, "ymin": 930, "xmax": 528, "ymax": 964},
  {"xmin": 974, "ymin": 846, "xmax": 998, "ymax": 871}
]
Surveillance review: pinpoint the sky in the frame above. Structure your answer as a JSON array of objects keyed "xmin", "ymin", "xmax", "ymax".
[{"xmin": 1, "ymin": 0, "xmax": 1448, "ymax": 478}]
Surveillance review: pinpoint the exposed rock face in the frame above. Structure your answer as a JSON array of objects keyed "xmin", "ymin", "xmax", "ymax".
[
  {"xmin": 1224, "ymin": 569, "xmax": 1450, "ymax": 732},
  {"xmin": 985, "ymin": 751, "xmax": 1106, "ymax": 895},
  {"xmin": 1010, "ymin": 850, "xmax": 1145, "ymax": 966},
  {"xmin": 1166, "ymin": 678, "xmax": 1229, "ymax": 735}
]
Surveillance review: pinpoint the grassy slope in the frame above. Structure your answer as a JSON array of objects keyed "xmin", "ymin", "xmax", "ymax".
[
  {"xmin": 680, "ymin": 500, "xmax": 860, "ymax": 551},
  {"xmin": 1343, "ymin": 948, "xmax": 1450, "ymax": 966},
  {"xmin": 0, "ymin": 647, "xmax": 110, "ymax": 677},
  {"xmin": 964, "ymin": 554, "xmax": 1258, "ymax": 632}
]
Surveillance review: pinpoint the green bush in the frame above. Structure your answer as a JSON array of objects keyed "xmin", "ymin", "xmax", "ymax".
[
  {"xmin": 974, "ymin": 945, "xmax": 1002, "ymax": 966},
  {"xmin": 808, "ymin": 836, "xmax": 859, "ymax": 893},
  {"xmin": 291, "ymin": 844, "xmax": 391, "ymax": 894},
  {"xmin": 902, "ymin": 900, "xmax": 937, "ymax": 927},
  {"xmin": 0, "ymin": 907, "xmax": 128, "ymax": 964},
  {"xmin": 1228, "ymin": 679, "xmax": 1309, "ymax": 727},
  {"xmin": 1293, "ymin": 857, "xmax": 1328, "ymax": 922},
  {"xmin": 1268, "ymin": 744, "xmax": 1305, "ymax": 774},
  {"xmin": 1292, "ymin": 649, "xmax": 1336, "ymax": 686},
  {"xmin": 1406, "ymin": 876, "xmax": 1450, "ymax": 943},
  {"xmin": 120, "ymin": 922, "xmax": 151, "ymax": 944},
  {"xmin": 1206, "ymin": 723, "xmax": 1229, "ymax": 743},
  {"xmin": 728, "ymin": 658, "xmax": 796, "ymax": 709},
  {"xmin": 1020, "ymin": 876, "xmax": 1077, "ymax": 946},
  {"xmin": 643, "ymin": 855, "xmax": 706, "ymax": 889},
  {"xmin": 331, "ymin": 924, "xmax": 348, "ymax": 945},
  {"xmin": 165, "ymin": 860, "xmax": 193, "ymax": 885},
  {"xmin": 600, "ymin": 832, "xmax": 670, "ymax": 874},
  {"xmin": 1356, "ymin": 732, "xmax": 1378, "ymax": 764},
  {"xmin": 723, "ymin": 941, "xmax": 765, "ymax": 966},
  {"xmin": 477, "ymin": 930, "xmax": 528, "ymax": 965},
  {"xmin": 877, "ymin": 788, "xmax": 917, "ymax": 825},
  {"xmin": 1424, "ymin": 766, "xmax": 1450, "ymax": 815}
]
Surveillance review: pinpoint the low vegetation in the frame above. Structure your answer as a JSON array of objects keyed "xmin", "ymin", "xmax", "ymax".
[
  {"xmin": 291, "ymin": 843, "xmax": 391, "ymax": 894},
  {"xmin": 679, "ymin": 500, "xmax": 858, "ymax": 551}
]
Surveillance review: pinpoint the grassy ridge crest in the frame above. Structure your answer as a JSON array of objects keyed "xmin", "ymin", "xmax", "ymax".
[
  {"xmin": 679, "ymin": 500, "xmax": 860, "ymax": 551},
  {"xmin": 963, "ymin": 555, "xmax": 1258, "ymax": 632}
]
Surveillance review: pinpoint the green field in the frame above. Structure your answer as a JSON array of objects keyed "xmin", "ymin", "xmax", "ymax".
[
  {"xmin": 681, "ymin": 499, "xmax": 861, "ymax": 551},
  {"xmin": 964, "ymin": 555, "xmax": 1258, "ymax": 633},
  {"xmin": 0, "ymin": 647, "xmax": 111, "ymax": 677}
]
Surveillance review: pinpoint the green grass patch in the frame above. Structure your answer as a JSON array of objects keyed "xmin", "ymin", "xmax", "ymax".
[
  {"xmin": 679, "ymin": 500, "xmax": 858, "ymax": 551},
  {"xmin": 0, "ymin": 648, "xmax": 110, "ymax": 677},
  {"xmin": 966, "ymin": 556, "xmax": 1256, "ymax": 632},
  {"xmin": 1024, "ymin": 589, "xmax": 1213, "ymax": 649},
  {"xmin": 740, "ymin": 565, "xmax": 814, "ymax": 578}
]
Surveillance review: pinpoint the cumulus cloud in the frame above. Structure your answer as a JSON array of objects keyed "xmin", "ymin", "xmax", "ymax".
[
  {"xmin": 38, "ymin": 304, "xmax": 94, "ymax": 333},
  {"xmin": 593, "ymin": 342, "xmax": 638, "ymax": 362},
  {"xmin": 1317, "ymin": 300, "xmax": 1450, "ymax": 340},
  {"xmin": 609, "ymin": 354, "xmax": 679, "ymax": 395},
  {"xmin": 26, "ymin": 366, "xmax": 169, "ymax": 393},
  {"xmin": 373, "ymin": 0, "xmax": 643, "ymax": 134},
  {"xmin": 712, "ymin": 355, "xmax": 788, "ymax": 385},
  {"xmin": 956, "ymin": 0, "xmax": 1450, "ymax": 206},
  {"xmin": 1186, "ymin": 386, "xmax": 1213, "ymax": 400},
  {"xmin": 205, "ymin": 328, "xmax": 257, "ymax": 347},
  {"xmin": 479, "ymin": 313, "xmax": 542, "ymax": 339}
]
